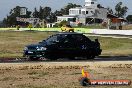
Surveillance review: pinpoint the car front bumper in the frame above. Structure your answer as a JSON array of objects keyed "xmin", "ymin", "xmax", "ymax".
[{"xmin": 23, "ymin": 50, "xmax": 45, "ymax": 58}]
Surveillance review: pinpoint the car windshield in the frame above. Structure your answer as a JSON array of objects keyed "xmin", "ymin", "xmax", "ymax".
[{"xmin": 39, "ymin": 40, "xmax": 46, "ymax": 44}]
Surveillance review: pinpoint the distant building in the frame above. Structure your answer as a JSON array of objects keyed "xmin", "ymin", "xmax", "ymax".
[
  {"xmin": 107, "ymin": 14, "xmax": 127, "ymax": 30},
  {"xmin": 57, "ymin": 0, "xmax": 108, "ymax": 26}
]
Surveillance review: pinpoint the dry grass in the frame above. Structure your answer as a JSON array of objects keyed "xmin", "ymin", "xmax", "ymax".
[
  {"xmin": 122, "ymin": 24, "xmax": 132, "ymax": 30},
  {"xmin": 0, "ymin": 31, "xmax": 55, "ymax": 58},
  {"xmin": 0, "ymin": 62, "xmax": 132, "ymax": 88},
  {"xmin": 88, "ymin": 36, "xmax": 132, "ymax": 56},
  {"xmin": 0, "ymin": 31, "xmax": 132, "ymax": 58},
  {"xmin": 0, "ymin": 31, "xmax": 131, "ymax": 88}
]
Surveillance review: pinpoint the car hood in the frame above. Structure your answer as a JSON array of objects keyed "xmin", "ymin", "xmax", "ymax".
[{"xmin": 26, "ymin": 42, "xmax": 47, "ymax": 48}]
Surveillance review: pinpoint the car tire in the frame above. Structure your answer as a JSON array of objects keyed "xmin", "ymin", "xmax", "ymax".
[
  {"xmin": 69, "ymin": 57, "xmax": 75, "ymax": 60},
  {"xmin": 87, "ymin": 55, "xmax": 95, "ymax": 59},
  {"xmin": 27, "ymin": 56, "xmax": 39, "ymax": 61},
  {"xmin": 47, "ymin": 56, "xmax": 57, "ymax": 61}
]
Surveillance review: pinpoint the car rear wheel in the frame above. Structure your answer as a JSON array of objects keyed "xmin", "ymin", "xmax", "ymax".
[
  {"xmin": 87, "ymin": 55, "xmax": 95, "ymax": 59},
  {"xmin": 47, "ymin": 56, "xmax": 58, "ymax": 61},
  {"xmin": 69, "ymin": 57, "xmax": 75, "ymax": 60}
]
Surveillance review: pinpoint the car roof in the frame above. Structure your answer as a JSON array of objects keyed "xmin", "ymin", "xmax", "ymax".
[{"xmin": 57, "ymin": 32, "xmax": 83, "ymax": 35}]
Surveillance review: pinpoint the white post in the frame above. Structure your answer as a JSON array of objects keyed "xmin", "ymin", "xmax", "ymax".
[{"xmin": 107, "ymin": 19, "xmax": 110, "ymax": 29}]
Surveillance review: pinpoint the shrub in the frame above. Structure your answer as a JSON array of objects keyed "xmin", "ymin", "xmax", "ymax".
[
  {"xmin": 58, "ymin": 20, "xmax": 68, "ymax": 27},
  {"xmin": 78, "ymin": 23, "xmax": 83, "ymax": 27}
]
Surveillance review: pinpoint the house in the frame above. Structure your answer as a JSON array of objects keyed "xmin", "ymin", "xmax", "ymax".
[
  {"xmin": 57, "ymin": 0, "xmax": 108, "ymax": 26},
  {"xmin": 107, "ymin": 14, "xmax": 127, "ymax": 29}
]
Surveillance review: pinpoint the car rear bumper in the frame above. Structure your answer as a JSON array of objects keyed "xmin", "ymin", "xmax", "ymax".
[{"xmin": 95, "ymin": 49, "xmax": 102, "ymax": 56}]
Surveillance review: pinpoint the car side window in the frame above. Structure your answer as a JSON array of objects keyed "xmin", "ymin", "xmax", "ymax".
[
  {"xmin": 59, "ymin": 35, "xmax": 75, "ymax": 47},
  {"xmin": 65, "ymin": 35, "xmax": 74, "ymax": 43},
  {"xmin": 71, "ymin": 35, "xmax": 82, "ymax": 42},
  {"xmin": 71, "ymin": 35, "xmax": 91, "ymax": 48},
  {"xmin": 60, "ymin": 35, "xmax": 70, "ymax": 43},
  {"xmin": 57, "ymin": 35, "xmax": 67, "ymax": 42}
]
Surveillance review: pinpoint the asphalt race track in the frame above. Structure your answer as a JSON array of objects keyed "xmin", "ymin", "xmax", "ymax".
[{"xmin": 0, "ymin": 56, "xmax": 132, "ymax": 63}]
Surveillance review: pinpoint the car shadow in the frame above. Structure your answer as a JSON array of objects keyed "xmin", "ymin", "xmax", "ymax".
[
  {"xmin": 94, "ymin": 56, "xmax": 132, "ymax": 61},
  {"xmin": 0, "ymin": 56, "xmax": 132, "ymax": 63},
  {"xmin": 49, "ymin": 56, "xmax": 132, "ymax": 62},
  {"xmin": 38, "ymin": 56, "xmax": 132, "ymax": 62}
]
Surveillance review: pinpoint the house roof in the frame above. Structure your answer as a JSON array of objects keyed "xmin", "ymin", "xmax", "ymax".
[
  {"xmin": 107, "ymin": 13, "xmax": 118, "ymax": 18},
  {"xmin": 107, "ymin": 13, "xmax": 126, "ymax": 22}
]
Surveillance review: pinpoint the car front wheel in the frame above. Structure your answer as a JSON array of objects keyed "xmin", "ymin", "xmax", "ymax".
[
  {"xmin": 69, "ymin": 57, "xmax": 75, "ymax": 60},
  {"xmin": 27, "ymin": 56, "xmax": 39, "ymax": 61}
]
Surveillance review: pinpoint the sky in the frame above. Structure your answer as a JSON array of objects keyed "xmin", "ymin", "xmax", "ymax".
[{"xmin": 0, "ymin": 0, "xmax": 131, "ymax": 21}]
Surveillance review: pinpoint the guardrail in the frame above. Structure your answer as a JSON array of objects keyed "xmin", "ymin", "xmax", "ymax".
[{"xmin": 90, "ymin": 29, "xmax": 132, "ymax": 35}]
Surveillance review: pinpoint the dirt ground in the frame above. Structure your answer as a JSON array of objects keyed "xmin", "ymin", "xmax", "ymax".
[{"xmin": 0, "ymin": 61, "xmax": 132, "ymax": 88}]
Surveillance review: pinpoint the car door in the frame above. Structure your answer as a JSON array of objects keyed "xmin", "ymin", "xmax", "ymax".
[
  {"xmin": 58, "ymin": 34, "xmax": 76, "ymax": 58},
  {"xmin": 71, "ymin": 34, "xmax": 91, "ymax": 57},
  {"xmin": 45, "ymin": 34, "xmax": 61, "ymax": 56}
]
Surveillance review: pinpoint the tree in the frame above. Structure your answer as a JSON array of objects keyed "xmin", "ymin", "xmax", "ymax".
[
  {"xmin": 115, "ymin": 2, "xmax": 128, "ymax": 17},
  {"xmin": 58, "ymin": 20, "xmax": 67, "ymax": 27},
  {"xmin": 52, "ymin": 10, "xmax": 63, "ymax": 22},
  {"xmin": 5, "ymin": 6, "xmax": 21, "ymax": 27},
  {"xmin": 43, "ymin": 7, "xmax": 51, "ymax": 20},
  {"xmin": 2, "ymin": 3, "xmax": 82, "ymax": 27},
  {"xmin": 38, "ymin": 6, "xmax": 52, "ymax": 22},
  {"xmin": 107, "ymin": 7, "xmax": 113, "ymax": 14},
  {"xmin": 39, "ymin": 6, "xmax": 44, "ymax": 20},
  {"xmin": 54, "ymin": 10, "xmax": 62, "ymax": 16},
  {"xmin": 126, "ymin": 15, "xmax": 132, "ymax": 23},
  {"xmin": 25, "ymin": 11, "xmax": 32, "ymax": 18},
  {"xmin": 48, "ymin": 12, "xmax": 56, "ymax": 23},
  {"xmin": 2, "ymin": 18, "xmax": 7, "ymax": 27},
  {"xmin": 32, "ymin": 7, "xmax": 39, "ymax": 18},
  {"xmin": 97, "ymin": 4, "xmax": 104, "ymax": 8},
  {"xmin": 3, "ymin": 6, "xmax": 31, "ymax": 27}
]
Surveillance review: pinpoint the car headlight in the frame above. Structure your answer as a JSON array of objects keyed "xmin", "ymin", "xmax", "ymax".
[
  {"xmin": 36, "ymin": 46, "xmax": 47, "ymax": 51},
  {"xmin": 24, "ymin": 47, "xmax": 28, "ymax": 51}
]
